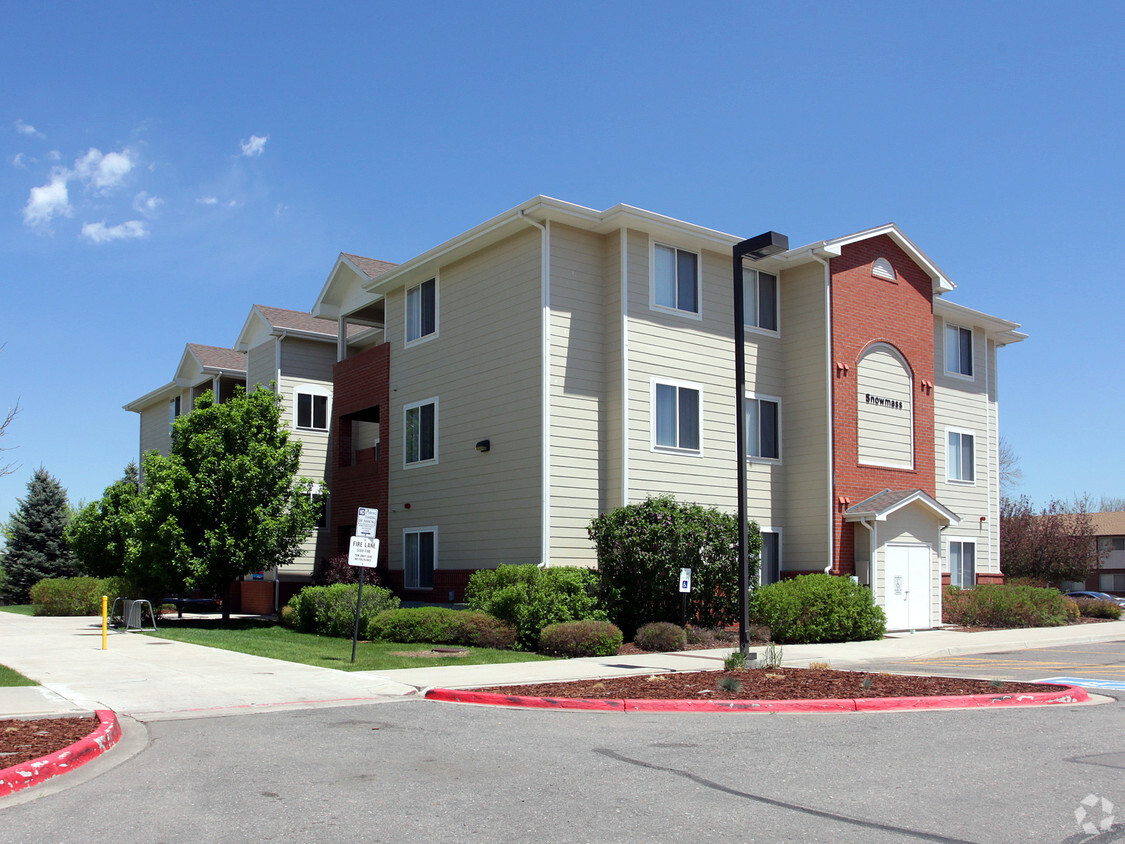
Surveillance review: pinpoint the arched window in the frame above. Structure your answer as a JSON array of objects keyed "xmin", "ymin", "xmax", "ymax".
[{"xmin": 872, "ymin": 257, "xmax": 896, "ymax": 281}]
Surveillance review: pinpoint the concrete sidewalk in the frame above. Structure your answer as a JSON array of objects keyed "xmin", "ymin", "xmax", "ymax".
[{"xmin": 2, "ymin": 612, "xmax": 1122, "ymax": 721}]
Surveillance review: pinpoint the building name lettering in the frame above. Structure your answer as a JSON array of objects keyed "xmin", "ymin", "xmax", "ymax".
[{"xmin": 864, "ymin": 393, "xmax": 904, "ymax": 410}]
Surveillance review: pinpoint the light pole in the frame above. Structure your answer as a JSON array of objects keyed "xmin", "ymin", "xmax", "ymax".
[{"xmin": 733, "ymin": 231, "xmax": 788, "ymax": 655}]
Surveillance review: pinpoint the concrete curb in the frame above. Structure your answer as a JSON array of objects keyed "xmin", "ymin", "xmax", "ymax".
[
  {"xmin": 424, "ymin": 683, "xmax": 1089, "ymax": 713},
  {"xmin": 0, "ymin": 710, "xmax": 121, "ymax": 797}
]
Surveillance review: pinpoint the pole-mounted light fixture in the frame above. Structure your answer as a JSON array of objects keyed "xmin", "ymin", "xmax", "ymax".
[{"xmin": 733, "ymin": 231, "xmax": 788, "ymax": 656}]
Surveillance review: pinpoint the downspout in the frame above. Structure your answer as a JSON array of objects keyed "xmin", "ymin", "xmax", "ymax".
[
  {"xmin": 809, "ymin": 247, "xmax": 838, "ymax": 574},
  {"xmin": 620, "ymin": 227, "xmax": 630, "ymax": 507},
  {"xmin": 859, "ymin": 517, "xmax": 878, "ymax": 604},
  {"xmin": 520, "ymin": 211, "xmax": 551, "ymax": 566}
]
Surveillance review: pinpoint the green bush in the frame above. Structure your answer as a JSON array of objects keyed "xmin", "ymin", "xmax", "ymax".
[
  {"xmin": 1073, "ymin": 597, "xmax": 1123, "ymax": 620},
  {"xmin": 633, "ymin": 621, "xmax": 687, "ymax": 652},
  {"xmin": 588, "ymin": 496, "xmax": 757, "ymax": 638},
  {"xmin": 1062, "ymin": 596, "xmax": 1081, "ymax": 623},
  {"xmin": 750, "ymin": 574, "xmax": 886, "ymax": 644},
  {"xmin": 367, "ymin": 607, "xmax": 517, "ymax": 650},
  {"xmin": 538, "ymin": 620, "xmax": 623, "ymax": 657},
  {"xmin": 287, "ymin": 583, "xmax": 400, "ymax": 638},
  {"xmin": 28, "ymin": 576, "xmax": 140, "ymax": 616},
  {"xmin": 466, "ymin": 564, "xmax": 605, "ymax": 650},
  {"xmin": 941, "ymin": 584, "xmax": 1067, "ymax": 628}
]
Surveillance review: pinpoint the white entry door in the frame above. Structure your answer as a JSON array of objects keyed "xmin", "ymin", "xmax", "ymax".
[{"xmin": 884, "ymin": 544, "xmax": 931, "ymax": 630}]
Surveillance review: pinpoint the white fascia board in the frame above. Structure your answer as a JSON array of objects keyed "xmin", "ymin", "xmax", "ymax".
[
  {"xmin": 312, "ymin": 253, "xmax": 373, "ymax": 319},
  {"xmin": 845, "ymin": 491, "xmax": 961, "ymax": 526},
  {"xmin": 234, "ymin": 307, "xmax": 271, "ymax": 352},
  {"xmin": 123, "ymin": 381, "xmax": 182, "ymax": 412},
  {"xmin": 935, "ymin": 299, "xmax": 1027, "ymax": 346}
]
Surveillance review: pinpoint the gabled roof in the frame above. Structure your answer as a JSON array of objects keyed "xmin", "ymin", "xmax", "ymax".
[
  {"xmin": 313, "ymin": 253, "xmax": 399, "ymax": 320},
  {"xmin": 236, "ymin": 304, "xmax": 365, "ymax": 351},
  {"xmin": 844, "ymin": 488, "xmax": 960, "ymax": 526},
  {"xmin": 1090, "ymin": 512, "xmax": 1125, "ymax": 537},
  {"xmin": 933, "ymin": 299, "xmax": 1027, "ymax": 346},
  {"xmin": 341, "ymin": 253, "xmax": 397, "ymax": 279},
  {"xmin": 124, "ymin": 343, "xmax": 246, "ymax": 413},
  {"xmin": 185, "ymin": 344, "xmax": 246, "ymax": 373}
]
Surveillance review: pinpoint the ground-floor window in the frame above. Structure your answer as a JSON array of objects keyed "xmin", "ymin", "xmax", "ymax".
[
  {"xmin": 404, "ymin": 528, "xmax": 436, "ymax": 589},
  {"xmin": 1100, "ymin": 572, "xmax": 1125, "ymax": 592},
  {"xmin": 949, "ymin": 540, "xmax": 975, "ymax": 587},
  {"xmin": 760, "ymin": 530, "xmax": 780, "ymax": 585}
]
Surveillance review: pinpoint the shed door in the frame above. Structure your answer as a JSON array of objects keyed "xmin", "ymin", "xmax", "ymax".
[{"xmin": 884, "ymin": 544, "xmax": 930, "ymax": 630}]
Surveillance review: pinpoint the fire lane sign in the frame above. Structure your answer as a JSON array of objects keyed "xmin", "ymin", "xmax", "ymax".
[{"xmin": 348, "ymin": 537, "xmax": 380, "ymax": 568}]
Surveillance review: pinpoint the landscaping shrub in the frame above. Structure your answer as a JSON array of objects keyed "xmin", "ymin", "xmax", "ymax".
[
  {"xmin": 1062, "ymin": 596, "xmax": 1081, "ymax": 623},
  {"xmin": 685, "ymin": 625, "xmax": 739, "ymax": 647},
  {"xmin": 1073, "ymin": 597, "xmax": 1123, "ymax": 620},
  {"xmin": 538, "ymin": 620, "xmax": 623, "ymax": 657},
  {"xmin": 311, "ymin": 553, "xmax": 380, "ymax": 586},
  {"xmin": 367, "ymin": 607, "xmax": 517, "ymax": 650},
  {"xmin": 287, "ymin": 583, "xmax": 399, "ymax": 637},
  {"xmin": 466, "ymin": 564, "xmax": 605, "ymax": 650},
  {"xmin": 750, "ymin": 574, "xmax": 886, "ymax": 644},
  {"xmin": 633, "ymin": 621, "xmax": 687, "ymax": 652},
  {"xmin": 941, "ymin": 584, "xmax": 1067, "ymax": 628},
  {"xmin": 29, "ymin": 576, "xmax": 141, "ymax": 616},
  {"xmin": 588, "ymin": 496, "xmax": 756, "ymax": 637}
]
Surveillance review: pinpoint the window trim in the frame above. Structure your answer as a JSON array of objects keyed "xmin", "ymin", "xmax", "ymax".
[
  {"xmin": 948, "ymin": 539, "xmax": 976, "ymax": 588},
  {"xmin": 742, "ymin": 267, "xmax": 780, "ymax": 336},
  {"xmin": 403, "ymin": 526, "xmax": 437, "ymax": 590},
  {"xmin": 293, "ymin": 384, "xmax": 331, "ymax": 432},
  {"xmin": 759, "ymin": 527, "xmax": 782, "ymax": 586},
  {"xmin": 650, "ymin": 377, "xmax": 703, "ymax": 456},
  {"xmin": 945, "ymin": 427, "xmax": 977, "ymax": 484},
  {"xmin": 404, "ymin": 276, "xmax": 439, "ymax": 347},
  {"xmin": 745, "ymin": 392, "xmax": 781, "ymax": 463},
  {"xmin": 944, "ymin": 322, "xmax": 974, "ymax": 379},
  {"xmin": 403, "ymin": 397, "xmax": 438, "ymax": 468},
  {"xmin": 168, "ymin": 395, "xmax": 181, "ymax": 433},
  {"xmin": 650, "ymin": 241, "xmax": 702, "ymax": 320}
]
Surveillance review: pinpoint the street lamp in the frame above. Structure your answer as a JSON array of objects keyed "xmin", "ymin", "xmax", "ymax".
[{"xmin": 733, "ymin": 231, "xmax": 788, "ymax": 656}]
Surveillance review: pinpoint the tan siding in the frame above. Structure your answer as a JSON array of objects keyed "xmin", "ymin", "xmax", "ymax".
[
  {"xmin": 139, "ymin": 402, "xmax": 171, "ymax": 457},
  {"xmin": 856, "ymin": 347, "xmax": 913, "ymax": 468}
]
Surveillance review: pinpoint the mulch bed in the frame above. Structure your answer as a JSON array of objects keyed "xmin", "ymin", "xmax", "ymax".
[
  {"xmin": 475, "ymin": 668, "xmax": 1068, "ymax": 701},
  {"xmin": 0, "ymin": 716, "xmax": 99, "ymax": 769}
]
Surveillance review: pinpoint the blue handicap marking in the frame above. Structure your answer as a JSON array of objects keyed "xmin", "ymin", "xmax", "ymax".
[{"xmin": 1037, "ymin": 676, "xmax": 1125, "ymax": 691}]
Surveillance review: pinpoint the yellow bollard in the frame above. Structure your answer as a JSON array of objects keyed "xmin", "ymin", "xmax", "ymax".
[{"xmin": 102, "ymin": 595, "xmax": 107, "ymax": 650}]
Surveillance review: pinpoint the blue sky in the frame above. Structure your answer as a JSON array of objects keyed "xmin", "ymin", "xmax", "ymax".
[{"xmin": 1, "ymin": 1, "xmax": 1122, "ymax": 520}]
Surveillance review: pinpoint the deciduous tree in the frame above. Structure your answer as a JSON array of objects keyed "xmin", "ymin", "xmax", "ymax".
[{"xmin": 1000, "ymin": 495, "xmax": 1101, "ymax": 586}]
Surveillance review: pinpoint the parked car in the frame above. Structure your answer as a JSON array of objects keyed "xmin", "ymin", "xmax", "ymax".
[{"xmin": 1064, "ymin": 591, "xmax": 1125, "ymax": 608}]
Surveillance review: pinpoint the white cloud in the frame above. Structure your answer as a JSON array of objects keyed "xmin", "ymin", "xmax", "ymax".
[
  {"xmin": 132, "ymin": 191, "xmax": 163, "ymax": 217},
  {"xmin": 12, "ymin": 152, "xmax": 27, "ymax": 168},
  {"xmin": 23, "ymin": 171, "xmax": 71, "ymax": 226},
  {"xmin": 15, "ymin": 120, "xmax": 43, "ymax": 138},
  {"xmin": 73, "ymin": 147, "xmax": 135, "ymax": 192},
  {"xmin": 47, "ymin": 150, "xmax": 61, "ymax": 161},
  {"xmin": 239, "ymin": 135, "xmax": 268, "ymax": 157},
  {"xmin": 196, "ymin": 196, "xmax": 219, "ymax": 205},
  {"xmin": 80, "ymin": 220, "xmax": 148, "ymax": 244}
]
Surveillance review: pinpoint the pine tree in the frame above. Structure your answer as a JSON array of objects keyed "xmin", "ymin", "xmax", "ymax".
[{"xmin": 0, "ymin": 467, "xmax": 80, "ymax": 603}]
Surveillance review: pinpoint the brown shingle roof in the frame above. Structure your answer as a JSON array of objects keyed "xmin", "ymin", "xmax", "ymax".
[
  {"xmin": 253, "ymin": 305, "xmax": 347, "ymax": 337},
  {"xmin": 342, "ymin": 253, "xmax": 397, "ymax": 279},
  {"xmin": 187, "ymin": 344, "xmax": 247, "ymax": 372},
  {"xmin": 1090, "ymin": 512, "xmax": 1125, "ymax": 537}
]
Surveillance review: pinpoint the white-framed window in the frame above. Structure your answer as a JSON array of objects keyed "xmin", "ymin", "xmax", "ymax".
[
  {"xmin": 405, "ymin": 277, "xmax": 437, "ymax": 345},
  {"xmin": 404, "ymin": 527, "xmax": 436, "ymax": 589},
  {"xmin": 759, "ymin": 529, "xmax": 781, "ymax": 586},
  {"xmin": 652, "ymin": 379, "xmax": 701, "ymax": 454},
  {"xmin": 949, "ymin": 540, "xmax": 976, "ymax": 588},
  {"xmin": 946, "ymin": 428, "xmax": 976, "ymax": 483},
  {"xmin": 745, "ymin": 394, "xmax": 780, "ymax": 460},
  {"xmin": 652, "ymin": 243, "xmax": 700, "ymax": 316},
  {"xmin": 743, "ymin": 268, "xmax": 778, "ymax": 333},
  {"xmin": 945, "ymin": 324, "xmax": 973, "ymax": 377},
  {"xmin": 404, "ymin": 398, "xmax": 438, "ymax": 466},
  {"xmin": 1099, "ymin": 573, "xmax": 1125, "ymax": 592},
  {"xmin": 168, "ymin": 396, "xmax": 181, "ymax": 433},
  {"xmin": 294, "ymin": 387, "xmax": 330, "ymax": 431}
]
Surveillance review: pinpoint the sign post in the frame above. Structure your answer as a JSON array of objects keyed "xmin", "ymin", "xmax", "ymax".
[
  {"xmin": 348, "ymin": 508, "xmax": 380, "ymax": 663},
  {"xmin": 679, "ymin": 568, "xmax": 692, "ymax": 627}
]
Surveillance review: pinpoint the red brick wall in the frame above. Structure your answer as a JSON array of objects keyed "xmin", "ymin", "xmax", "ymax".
[{"xmin": 831, "ymin": 235, "xmax": 936, "ymax": 573}]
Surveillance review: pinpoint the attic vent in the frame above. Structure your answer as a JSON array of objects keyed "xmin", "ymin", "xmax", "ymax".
[{"xmin": 872, "ymin": 257, "xmax": 896, "ymax": 281}]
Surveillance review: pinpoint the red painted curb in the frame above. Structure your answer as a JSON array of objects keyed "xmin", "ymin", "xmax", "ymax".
[
  {"xmin": 425, "ymin": 684, "xmax": 1089, "ymax": 713},
  {"xmin": 0, "ymin": 710, "xmax": 122, "ymax": 797}
]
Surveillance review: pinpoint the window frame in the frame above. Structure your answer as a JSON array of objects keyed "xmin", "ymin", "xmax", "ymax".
[
  {"xmin": 403, "ymin": 397, "xmax": 438, "ymax": 468},
  {"xmin": 403, "ymin": 526, "xmax": 437, "ymax": 590},
  {"xmin": 651, "ymin": 242, "xmax": 702, "ymax": 319},
  {"xmin": 759, "ymin": 528, "xmax": 781, "ymax": 586},
  {"xmin": 651, "ymin": 377, "xmax": 703, "ymax": 455},
  {"xmin": 405, "ymin": 276, "xmax": 438, "ymax": 347},
  {"xmin": 944, "ymin": 323, "xmax": 974, "ymax": 378},
  {"xmin": 294, "ymin": 386, "xmax": 330, "ymax": 432},
  {"xmin": 745, "ymin": 392, "xmax": 781, "ymax": 462},
  {"xmin": 742, "ymin": 267, "xmax": 779, "ymax": 335},
  {"xmin": 168, "ymin": 396, "xmax": 181, "ymax": 433},
  {"xmin": 946, "ymin": 427, "xmax": 976, "ymax": 484},
  {"xmin": 948, "ymin": 539, "xmax": 976, "ymax": 588}
]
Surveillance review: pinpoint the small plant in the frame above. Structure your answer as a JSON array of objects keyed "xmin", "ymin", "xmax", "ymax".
[
  {"xmin": 989, "ymin": 679, "xmax": 1005, "ymax": 689},
  {"xmin": 761, "ymin": 642, "xmax": 784, "ymax": 669},
  {"xmin": 685, "ymin": 625, "xmax": 738, "ymax": 647},
  {"xmin": 633, "ymin": 621, "xmax": 687, "ymax": 652},
  {"xmin": 717, "ymin": 676, "xmax": 742, "ymax": 693},
  {"xmin": 809, "ymin": 661, "xmax": 831, "ymax": 670},
  {"xmin": 724, "ymin": 650, "xmax": 747, "ymax": 670},
  {"xmin": 538, "ymin": 619, "xmax": 623, "ymax": 657},
  {"xmin": 1072, "ymin": 597, "xmax": 1123, "ymax": 620},
  {"xmin": 860, "ymin": 676, "xmax": 873, "ymax": 691}
]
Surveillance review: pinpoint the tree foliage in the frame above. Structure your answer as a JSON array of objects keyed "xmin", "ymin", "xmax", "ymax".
[
  {"xmin": 1000, "ymin": 495, "xmax": 1101, "ymax": 585},
  {"xmin": 67, "ymin": 462, "xmax": 141, "ymax": 579},
  {"xmin": 0, "ymin": 467, "xmax": 80, "ymax": 603}
]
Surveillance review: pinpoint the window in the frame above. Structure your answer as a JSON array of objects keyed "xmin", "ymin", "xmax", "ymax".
[
  {"xmin": 743, "ymin": 268, "xmax": 778, "ymax": 332},
  {"xmin": 760, "ymin": 530, "xmax": 781, "ymax": 586},
  {"xmin": 296, "ymin": 392, "xmax": 328, "ymax": 430},
  {"xmin": 745, "ymin": 395, "xmax": 780, "ymax": 460},
  {"xmin": 945, "ymin": 324, "xmax": 973, "ymax": 377},
  {"xmin": 168, "ymin": 396, "xmax": 181, "ymax": 433},
  {"xmin": 406, "ymin": 278, "xmax": 437, "ymax": 344},
  {"xmin": 653, "ymin": 244, "xmax": 699, "ymax": 314},
  {"xmin": 947, "ymin": 429, "xmax": 975, "ymax": 483},
  {"xmin": 311, "ymin": 490, "xmax": 328, "ymax": 530},
  {"xmin": 404, "ymin": 398, "xmax": 437, "ymax": 466},
  {"xmin": 949, "ymin": 540, "xmax": 976, "ymax": 588},
  {"xmin": 1100, "ymin": 573, "xmax": 1125, "ymax": 592},
  {"xmin": 653, "ymin": 381, "xmax": 700, "ymax": 452},
  {"xmin": 404, "ymin": 528, "xmax": 436, "ymax": 589}
]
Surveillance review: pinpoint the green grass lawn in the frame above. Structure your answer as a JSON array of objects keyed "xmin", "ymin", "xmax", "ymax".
[
  {"xmin": 143, "ymin": 618, "xmax": 556, "ymax": 671},
  {"xmin": 0, "ymin": 664, "xmax": 37, "ymax": 686},
  {"xmin": 0, "ymin": 605, "xmax": 36, "ymax": 615}
]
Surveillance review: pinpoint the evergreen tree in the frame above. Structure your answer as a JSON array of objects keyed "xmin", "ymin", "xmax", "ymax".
[{"xmin": 0, "ymin": 467, "xmax": 80, "ymax": 603}]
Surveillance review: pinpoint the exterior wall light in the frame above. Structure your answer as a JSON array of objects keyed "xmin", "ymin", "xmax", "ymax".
[{"xmin": 476, "ymin": 439, "xmax": 491, "ymax": 453}]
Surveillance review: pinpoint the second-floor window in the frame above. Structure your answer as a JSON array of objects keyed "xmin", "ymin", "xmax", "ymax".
[
  {"xmin": 654, "ymin": 381, "xmax": 700, "ymax": 453},
  {"xmin": 296, "ymin": 392, "xmax": 328, "ymax": 431},
  {"xmin": 405, "ymin": 398, "xmax": 437, "ymax": 466},
  {"xmin": 947, "ymin": 429, "xmax": 975, "ymax": 483},
  {"xmin": 745, "ymin": 395, "xmax": 780, "ymax": 460},
  {"xmin": 406, "ymin": 278, "xmax": 437, "ymax": 344},
  {"xmin": 945, "ymin": 324, "xmax": 973, "ymax": 377},
  {"xmin": 743, "ymin": 268, "xmax": 778, "ymax": 332},
  {"xmin": 653, "ymin": 244, "xmax": 699, "ymax": 315}
]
